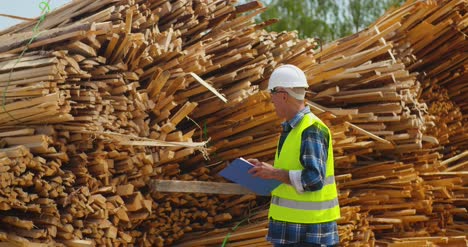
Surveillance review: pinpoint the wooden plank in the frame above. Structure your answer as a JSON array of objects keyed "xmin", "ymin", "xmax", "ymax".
[
  {"xmin": 189, "ymin": 72, "xmax": 227, "ymax": 103},
  {"xmin": 149, "ymin": 180, "xmax": 253, "ymax": 195}
]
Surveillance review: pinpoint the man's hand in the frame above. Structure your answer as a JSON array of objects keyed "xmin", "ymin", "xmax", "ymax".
[
  {"xmin": 247, "ymin": 159, "xmax": 291, "ymax": 185},
  {"xmin": 248, "ymin": 161, "xmax": 276, "ymax": 179},
  {"xmin": 247, "ymin": 158, "xmax": 261, "ymax": 166}
]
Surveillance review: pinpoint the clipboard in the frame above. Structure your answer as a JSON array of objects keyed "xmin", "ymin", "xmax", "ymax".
[{"xmin": 219, "ymin": 158, "xmax": 281, "ymax": 196}]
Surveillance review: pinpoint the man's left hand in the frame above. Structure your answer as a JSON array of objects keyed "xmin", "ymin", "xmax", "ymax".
[{"xmin": 248, "ymin": 162, "xmax": 291, "ymax": 184}]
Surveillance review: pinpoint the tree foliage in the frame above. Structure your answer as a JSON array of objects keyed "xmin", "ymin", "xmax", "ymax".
[{"xmin": 254, "ymin": 0, "xmax": 406, "ymax": 41}]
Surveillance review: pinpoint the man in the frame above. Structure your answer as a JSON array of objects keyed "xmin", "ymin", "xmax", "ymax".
[{"xmin": 248, "ymin": 64, "xmax": 340, "ymax": 247}]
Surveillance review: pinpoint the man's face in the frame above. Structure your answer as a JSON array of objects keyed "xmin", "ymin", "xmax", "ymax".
[{"xmin": 270, "ymin": 87, "xmax": 288, "ymax": 119}]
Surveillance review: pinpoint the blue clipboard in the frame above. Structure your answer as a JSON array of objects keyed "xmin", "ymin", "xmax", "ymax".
[{"xmin": 219, "ymin": 158, "xmax": 281, "ymax": 196}]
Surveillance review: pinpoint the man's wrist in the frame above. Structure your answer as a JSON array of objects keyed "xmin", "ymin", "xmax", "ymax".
[{"xmin": 274, "ymin": 168, "xmax": 291, "ymax": 184}]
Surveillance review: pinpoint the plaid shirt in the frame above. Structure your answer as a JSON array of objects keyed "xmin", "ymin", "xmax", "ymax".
[{"xmin": 267, "ymin": 106, "xmax": 339, "ymax": 245}]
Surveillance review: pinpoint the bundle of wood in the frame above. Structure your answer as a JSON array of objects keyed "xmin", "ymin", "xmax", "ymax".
[
  {"xmin": 375, "ymin": 0, "xmax": 467, "ymax": 114},
  {"xmin": 419, "ymin": 152, "xmax": 468, "ymax": 238},
  {"xmin": 0, "ymin": 0, "xmax": 465, "ymax": 246},
  {"xmin": 306, "ymin": 1, "xmax": 467, "ymax": 244},
  {"xmin": 0, "ymin": 0, "xmax": 318, "ymax": 246},
  {"xmin": 0, "ymin": 132, "xmax": 77, "ymax": 245},
  {"xmin": 372, "ymin": 0, "xmax": 468, "ymax": 159},
  {"xmin": 364, "ymin": 1, "xmax": 467, "ymax": 244},
  {"xmin": 421, "ymin": 85, "xmax": 466, "ymax": 157},
  {"xmin": 174, "ymin": 0, "xmax": 467, "ymax": 246},
  {"xmin": 0, "ymin": 51, "xmax": 72, "ymax": 125},
  {"xmin": 0, "ymin": 0, "xmax": 271, "ymax": 245},
  {"xmin": 304, "ymin": 20, "xmax": 429, "ymax": 155}
]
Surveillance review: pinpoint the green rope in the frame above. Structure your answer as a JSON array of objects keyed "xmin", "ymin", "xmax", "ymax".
[
  {"xmin": 221, "ymin": 209, "xmax": 263, "ymax": 247},
  {"xmin": 221, "ymin": 217, "xmax": 250, "ymax": 247},
  {"xmin": 2, "ymin": 0, "xmax": 51, "ymax": 123}
]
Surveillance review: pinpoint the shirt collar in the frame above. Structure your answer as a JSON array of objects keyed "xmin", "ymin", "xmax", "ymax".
[{"xmin": 281, "ymin": 106, "xmax": 311, "ymax": 131}]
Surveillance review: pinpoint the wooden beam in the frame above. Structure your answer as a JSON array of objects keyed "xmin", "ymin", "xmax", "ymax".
[{"xmin": 149, "ymin": 180, "xmax": 253, "ymax": 195}]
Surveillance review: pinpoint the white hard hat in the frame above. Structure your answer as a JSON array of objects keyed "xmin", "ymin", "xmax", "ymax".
[{"xmin": 267, "ymin": 64, "xmax": 308, "ymax": 90}]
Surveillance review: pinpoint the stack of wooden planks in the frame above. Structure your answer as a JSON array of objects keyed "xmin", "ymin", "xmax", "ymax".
[
  {"xmin": 0, "ymin": 0, "xmax": 273, "ymax": 246},
  {"xmin": 174, "ymin": 0, "xmax": 467, "ymax": 246},
  {"xmin": 0, "ymin": 0, "xmax": 313, "ymax": 246},
  {"xmin": 0, "ymin": 51, "xmax": 73, "ymax": 125},
  {"xmin": 0, "ymin": 0, "xmax": 465, "ymax": 246},
  {"xmin": 373, "ymin": 0, "xmax": 467, "ymax": 159},
  {"xmin": 375, "ymin": 0, "xmax": 467, "ymax": 115}
]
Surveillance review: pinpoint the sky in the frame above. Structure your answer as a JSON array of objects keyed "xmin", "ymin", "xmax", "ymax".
[{"xmin": 0, "ymin": 0, "xmax": 71, "ymax": 31}]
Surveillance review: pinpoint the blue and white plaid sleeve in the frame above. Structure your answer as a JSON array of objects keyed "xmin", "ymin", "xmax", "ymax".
[{"xmin": 289, "ymin": 123, "xmax": 329, "ymax": 192}]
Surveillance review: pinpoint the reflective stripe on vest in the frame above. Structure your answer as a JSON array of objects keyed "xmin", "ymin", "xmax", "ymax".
[
  {"xmin": 321, "ymin": 176, "xmax": 335, "ymax": 186},
  {"xmin": 272, "ymin": 196, "xmax": 339, "ymax": 211}
]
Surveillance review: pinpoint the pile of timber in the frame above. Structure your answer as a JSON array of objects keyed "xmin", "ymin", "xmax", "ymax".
[
  {"xmin": 375, "ymin": 0, "xmax": 467, "ymax": 115},
  {"xmin": 175, "ymin": 0, "xmax": 467, "ymax": 246},
  {"xmin": 0, "ymin": 0, "xmax": 315, "ymax": 246},
  {"xmin": 0, "ymin": 0, "xmax": 466, "ymax": 246},
  {"xmin": 307, "ymin": 2, "xmax": 467, "ymax": 244},
  {"xmin": 373, "ymin": 0, "xmax": 467, "ymax": 158},
  {"xmin": 0, "ymin": 0, "xmax": 268, "ymax": 246},
  {"xmin": 367, "ymin": 2, "xmax": 468, "ymax": 244}
]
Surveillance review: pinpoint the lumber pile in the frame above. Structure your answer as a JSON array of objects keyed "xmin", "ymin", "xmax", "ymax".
[
  {"xmin": 373, "ymin": 0, "xmax": 467, "ymax": 159},
  {"xmin": 176, "ymin": 0, "xmax": 467, "ymax": 246},
  {"xmin": 375, "ymin": 0, "xmax": 467, "ymax": 115},
  {"xmin": 0, "ymin": 0, "xmax": 270, "ymax": 245},
  {"xmin": 0, "ymin": 51, "xmax": 72, "ymax": 125},
  {"xmin": 366, "ymin": 2, "xmax": 468, "ymax": 244},
  {"xmin": 0, "ymin": 0, "xmax": 465, "ymax": 246},
  {"xmin": 0, "ymin": 0, "xmax": 315, "ymax": 246},
  {"xmin": 304, "ymin": 20, "xmax": 428, "ymax": 155},
  {"xmin": 424, "ymin": 86, "xmax": 467, "ymax": 157},
  {"xmin": 0, "ymin": 144, "xmax": 68, "ymax": 242},
  {"xmin": 308, "ymin": 1, "xmax": 467, "ymax": 244}
]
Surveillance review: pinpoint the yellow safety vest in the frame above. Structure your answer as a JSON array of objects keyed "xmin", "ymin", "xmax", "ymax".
[{"xmin": 269, "ymin": 113, "xmax": 340, "ymax": 224}]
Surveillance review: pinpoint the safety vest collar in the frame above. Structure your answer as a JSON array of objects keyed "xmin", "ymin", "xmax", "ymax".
[{"xmin": 271, "ymin": 196, "xmax": 339, "ymax": 211}]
